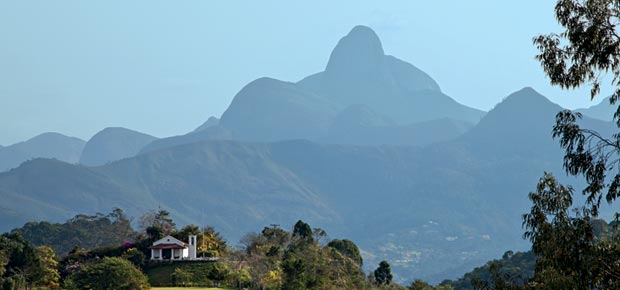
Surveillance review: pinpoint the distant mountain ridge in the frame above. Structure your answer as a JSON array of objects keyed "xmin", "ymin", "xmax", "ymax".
[
  {"xmin": 0, "ymin": 132, "xmax": 85, "ymax": 172},
  {"xmin": 297, "ymin": 26, "xmax": 482, "ymax": 124},
  {"xmin": 1, "ymin": 87, "xmax": 611, "ymax": 283},
  {"xmin": 79, "ymin": 127, "xmax": 158, "ymax": 166},
  {"xmin": 145, "ymin": 26, "xmax": 485, "ymax": 153},
  {"xmin": 576, "ymin": 96, "xmax": 615, "ymax": 121},
  {"xmin": 193, "ymin": 116, "xmax": 220, "ymax": 132}
]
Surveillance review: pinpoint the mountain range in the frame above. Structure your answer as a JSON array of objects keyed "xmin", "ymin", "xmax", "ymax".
[
  {"xmin": 576, "ymin": 96, "xmax": 615, "ymax": 121},
  {"xmin": 79, "ymin": 127, "xmax": 157, "ymax": 166},
  {"xmin": 0, "ymin": 26, "xmax": 614, "ymax": 283},
  {"xmin": 0, "ymin": 132, "xmax": 85, "ymax": 172},
  {"xmin": 139, "ymin": 25, "xmax": 486, "ymax": 154},
  {"xmin": 1, "ymin": 88, "xmax": 611, "ymax": 282}
]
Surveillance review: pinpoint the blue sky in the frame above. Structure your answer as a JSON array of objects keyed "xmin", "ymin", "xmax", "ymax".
[{"xmin": 0, "ymin": 1, "xmax": 613, "ymax": 145}]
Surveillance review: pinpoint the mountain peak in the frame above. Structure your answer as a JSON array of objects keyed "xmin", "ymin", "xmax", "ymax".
[
  {"xmin": 326, "ymin": 26, "xmax": 385, "ymax": 74},
  {"xmin": 498, "ymin": 87, "xmax": 557, "ymax": 109},
  {"xmin": 79, "ymin": 127, "xmax": 157, "ymax": 166},
  {"xmin": 462, "ymin": 87, "xmax": 563, "ymax": 150}
]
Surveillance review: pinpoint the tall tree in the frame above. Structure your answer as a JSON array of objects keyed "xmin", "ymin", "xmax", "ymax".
[
  {"xmin": 292, "ymin": 220, "xmax": 313, "ymax": 240},
  {"xmin": 138, "ymin": 209, "xmax": 176, "ymax": 235},
  {"xmin": 373, "ymin": 260, "xmax": 393, "ymax": 286},
  {"xmin": 0, "ymin": 233, "xmax": 60, "ymax": 290},
  {"xmin": 535, "ymin": 0, "xmax": 620, "ymax": 217},
  {"xmin": 522, "ymin": 173, "xmax": 595, "ymax": 289},
  {"xmin": 34, "ymin": 246, "xmax": 60, "ymax": 289},
  {"xmin": 526, "ymin": 0, "xmax": 620, "ymax": 288}
]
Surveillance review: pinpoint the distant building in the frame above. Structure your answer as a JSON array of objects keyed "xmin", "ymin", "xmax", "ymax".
[{"xmin": 149, "ymin": 235, "xmax": 197, "ymax": 260}]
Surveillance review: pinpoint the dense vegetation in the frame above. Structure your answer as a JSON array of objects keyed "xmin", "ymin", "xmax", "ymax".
[
  {"xmin": 12, "ymin": 208, "xmax": 135, "ymax": 256},
  {"xmin": 0, "ymin": 233, "xmax": 60, "ymax": 289},
  {"xmin": 4, "ymin": 208, "xmax": 448, "ymax": 289}
]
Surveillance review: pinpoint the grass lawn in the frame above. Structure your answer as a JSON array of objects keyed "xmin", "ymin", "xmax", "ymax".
[{"xmin": 152, "ymin": 288, "xmax": 226, "ymax": 290}]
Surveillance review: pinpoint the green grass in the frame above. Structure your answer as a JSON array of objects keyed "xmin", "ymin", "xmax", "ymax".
[
  {"xmin": 151, "ymin": 287, "xmax": 225, "ymax": 290},
  {"xmin": 152, "ymin": 288, "xmax": 225, "ymax": 290}
]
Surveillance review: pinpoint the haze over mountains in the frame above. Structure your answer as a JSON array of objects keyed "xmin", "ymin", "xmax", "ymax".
[
  {"xmin": 577, "ymin": 96, "xmax": 615, "ymax": 121},
  {"xmin": 219, "ymin": 25, "xmax": 484, "ymax": 144},
  {"xmin": 0, "ymin": 132, "xmax": 85, "ymax": 172},
  {"xmin": 79, "ymin": 127, "xmax": 157, "ymax": 166},
  {"xmin": 0, "ymin": 26, "xmax": 614, "ymax": 282}
]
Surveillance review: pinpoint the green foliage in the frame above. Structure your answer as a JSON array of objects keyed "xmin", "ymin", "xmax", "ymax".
[
  {"xmin": 65, "ymin": 257, "xmax": 149, "ymax": 290},
  {"xmin": 374, "ymin": 260, "xmax": 393, "ymax": 286},
  {"xmin": 292, "ymin": 220, "xmax": 313, "ymax": 240},
  {"xmin": 0, "ymin": 248, "xmax": 7, "ymax": 278},
  {"xmin": 145, "ymin": 262, "xmax": 229, "ymax": 287},
  {"xmin": 327, "ymin": 239, "xmax": 363, "ymax": 266},
  {"xmin": 281, "ymin": 258, "xmax": 306, "ymax": 290},
  {"xmin": 535, "ymin": 0, "xmax": 620, "ymax": 218},
  {"xmin": 171, "ymin": 267, "xmax": 192, "ymax": 287},
  {"xmin": 409, "ymin": 279, "xmax": 434, "ymax": 290},
  {"xmin": 139, "ymin": 209, "xmax": 176, "ymax": 236},
  {"xmin": 146, "ymin": 226, "xmax": 164, "ymax": 241},
  {"xmin": 173, "ymin": 224, "xmax": 200, "ymax": 243},
  {"xmin": 35, "ymin": 246, "xmax": 60, "ymax": 288},
  {"xmin": 448, "ymin": 251, "xmax": 534, "ymax": 290},
  {"xmin": 409, "ymin": 279, "xmax": 455, "ymax": 290},
  {"xmin": 12, "ymin": 208, "xmax": 135, "ymax": 256},
  {"xmin": 90, "ymin": 245, "xmax": 125, "ymax": 258},
  {"xmin": 0, "ymin": 232, "xmax": 57, "ymax": 290},
  {"xmin": 523, "ymin": 1, "xmax": 620, "ymax": 288},
  {"xmin": 234, "ymin": 221, "xmax": 373, "ymax": 290},
  {"xmin": 523, "ymin": 173, "xmax": 596, "ymax": 289},
  {"xmin": 122, "ymin": 248, "xmax": 146, "ymax": 268},
  {"xmin": 534, "ymin": 0, "xmax": 620, "ymax": 102},
  {"xmin": 200, "ymin": 226, "xmax": 228, "ymax": 257},
  {"xmin": 171, "ymin": 224, "xmax": 228, "ymax": 257}
]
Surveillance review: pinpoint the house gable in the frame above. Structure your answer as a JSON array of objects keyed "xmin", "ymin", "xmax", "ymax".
[{"xmin": 153, "ymin": 235, "xmax": 186, "ymax": 247}]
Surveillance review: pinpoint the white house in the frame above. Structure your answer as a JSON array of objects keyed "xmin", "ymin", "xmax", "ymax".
[{"xmin": 149, "ymin": 235, "xmax": 197, "ymax": 261}]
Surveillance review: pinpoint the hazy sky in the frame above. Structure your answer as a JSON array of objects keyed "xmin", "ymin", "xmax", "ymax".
[{"xmin": 0, "ymin": 1, "xmax": 614, "ymax": 145}]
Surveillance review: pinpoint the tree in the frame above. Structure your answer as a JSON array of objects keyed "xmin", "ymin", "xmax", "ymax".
[
  {"xmin": 526, "ymin": 1, "xmax": 620, "ymax": 288},
  {"xmin": 535, "ymin": 0, "xmax": 620, "ymax": 218},
  {"xmin": 327, "ymin": 239, "xmax": 363, "ymax": 266},
  {"xmin": 121, "ymin": 248, "xmax": 146, "ymax": 268},
  {"xmin": 373, "ymin": 260, "xmax": 393, "ymax": 286},
  {"xmin": 34, "ymin": 246, "xmax": 60, "ymax": 288},
  {"xmin": 409, "ymin": 279, "xmax": 434, "ymax": 290},
  {"xmin": 13, "ymin": 208, "xmax": 136, "ymax": 257},
  {"xmin": 171, "ymin": 267, "xmax": 193, "ymax": 287},
  {"xmin": 522, "ymin": 173, "xmax": 596, "ymax": 289},
  {"xmin": 65, "ymin": 257, "xmax": 149, "ymax": 290},
  {"xmin": 202, "ymin": 226, "xmax": 228, "ymax": 256},
  {"xmin": 138, "ymin": 209, "xmax": 176, "ymax": 235},
  {"xmin": 292, "ymin": 220, "xmax": 313, "ymax": 240},
  {"xmin": 282, "ymin": 257, "xmax": 307, "ymax": 290},
  {"xmin": 0, "ymin": 233, "xmax": 43, "ymax": 289},
  {"xmin": 535, "ymin": 0, "xmax": 620, "ymax": 102},
  {"xmin": 174, "ymin": 224, "xmax": 200, "ymax": 243},
  {"xmin": 145, "ymin": 225, "xmax": 163, "ymax": 241}
]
